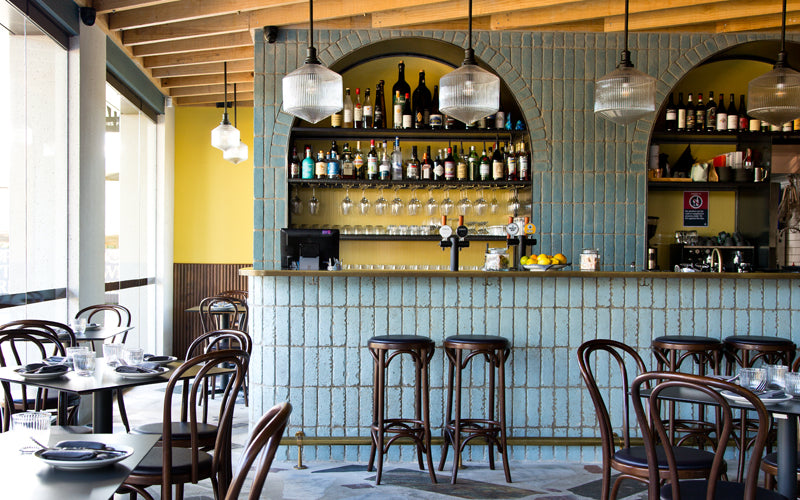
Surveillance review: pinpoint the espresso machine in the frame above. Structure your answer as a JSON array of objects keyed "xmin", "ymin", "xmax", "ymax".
[{"xmin": 647, "ymin": 216, "xmax": 659, "ymax": 270}]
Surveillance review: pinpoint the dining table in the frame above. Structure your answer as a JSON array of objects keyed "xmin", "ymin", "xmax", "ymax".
[
  {"xmin": 0, "ymin": 427, "xmax": 159, "ymax": 500},
  {"xmin": 71, "ymin": 325, "xmax": 135, "ymax": 346}
]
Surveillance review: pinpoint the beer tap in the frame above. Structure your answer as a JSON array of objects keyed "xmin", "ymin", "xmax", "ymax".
[
  {"xmin": 506, "ymin": 216, "xmax": 537, "ymax": 270},
  {"xmin": 440, "ymin": 215, "xmax": 469, "ymax": 271}
]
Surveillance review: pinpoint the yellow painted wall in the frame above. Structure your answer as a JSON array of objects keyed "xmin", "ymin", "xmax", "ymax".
[{"xmin": 174, "ymin": 107, "xmax": 254, "ymax": 264}]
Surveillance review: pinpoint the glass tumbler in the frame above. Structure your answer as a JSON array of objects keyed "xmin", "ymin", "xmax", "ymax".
[
  {"xmin": 785, "ymin": 372, "xmax": 800, "ymax": 397},
  {"xmin": 102, "ymin": 343, "xmax": 123, "ymax": 367},
  {"xmin": 73, "ymin": 350, "xmax": 96, "ymax": 376},
  {"xmin": 125, "ymin": 347, "xmax": 144, "ymax": 366},
  {"xmin": 739, "ymin": 367, "xmax": 766, "ymax": 391},
  {"xmin": 12, "ymin": 411, "xmax": 51, "ymax": 453},
  {"xmin": 766, "ymin": 364, "xmax": 788, "ymax": 388}
]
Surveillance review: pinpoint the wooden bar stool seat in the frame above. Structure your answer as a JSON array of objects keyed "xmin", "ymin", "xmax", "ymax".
[
  {"xmin": 367, "ymin": 335, "xmax": 436, "ymax": 485},
  {"xmin": 438, "ymin": 335, "xmax": 511, "ymax": 484}
]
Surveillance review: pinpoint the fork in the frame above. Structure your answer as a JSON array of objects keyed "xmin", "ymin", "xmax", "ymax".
[{"xmin": 753, "ymin": 378, "xmax": 769, "ymax": 393}]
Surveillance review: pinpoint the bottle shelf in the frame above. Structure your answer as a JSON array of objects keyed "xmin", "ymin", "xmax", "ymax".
[
  {"xmin": 651, "ymin": 131, "xmax": 800, "ymax": 145},
  {"xmin": 340, "ymin": 234, "xmax": 511, "ymax": 242},
  {"xmin": 288, "ymin": 179, "xmax": 531, "ymax": 188},
  {"xmin": 648, "ymin": 181, "xmax": 770, "ymax": 191},
  {"xmin": 291, "ymin": 126, "xmax": 523, "ymax": 141}
]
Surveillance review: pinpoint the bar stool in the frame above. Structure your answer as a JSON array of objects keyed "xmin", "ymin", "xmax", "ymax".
[
  {"xmin": 652, "ymin": 335, "xmax": 722, "ymax": 447},
  {"xmin": 724, "ymin": 334, "xmax": 796, "ymax": 480},
  {"xmin": 367, "ymin": 335, "xmax": 436, "ymax": 485},
  {"xmin": 438, "ymin": 335, "xmax": 511, "ymax": 484}
]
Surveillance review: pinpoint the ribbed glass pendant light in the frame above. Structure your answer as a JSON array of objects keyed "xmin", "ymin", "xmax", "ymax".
[
  {"xmin": 224, "ymin": 83, "xmax": 249, "ymax": 164},
  {"xmin": 438, "ymin": 0, "xmax": 499, "ymax": 125},
  {"xmin": 747, "ymin": 0, "xmax": 800, "ymax": 127},
  {"xmin": 211, "ymin": 62, "xmax": 241, "ymax": 150},
  {"xmin": 282, "ymin": 0, "xmax": 342, "ymax": 124},
  {"xmin": 594, "ymin": 0, "xmax": 657, "ymax": 125}
]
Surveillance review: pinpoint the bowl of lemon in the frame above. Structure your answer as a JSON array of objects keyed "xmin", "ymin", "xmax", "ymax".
[{"xmin": 521, "ymin": 253, "xmax": 570, "ymax": 271}]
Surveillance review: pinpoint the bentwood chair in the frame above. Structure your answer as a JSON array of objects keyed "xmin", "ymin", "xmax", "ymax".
[
  {"xmin": 577, "ymin": 339, "xmax": 718, "ymax": 500},
  {"xmin": 121, "ymin": 350, "xmax": 249, "ymax": 500},
  {"xmin": 760, "ymin": 356, "xmax": 800, "ymax": 490},
  {"xmin": 198, "ymin": 296, "xmax": 248, "ymax": 334},
  {"xmin": 631, "ymin": 372, "xmax": 786, "ymax": 500},
  {"xmin": 76, "ymin": 303, "xmax": 134, "ymax": 431},
  {"xmin": 0, "ymin": 320, "xmax": 77, "ymax": 348},
  {"xmin": 219, "ymin": 289, "xmax": 248, "ymax": 302},
  {"xmin": 224, "ymin": 402, "xmax": 292, "ymax": 500}
]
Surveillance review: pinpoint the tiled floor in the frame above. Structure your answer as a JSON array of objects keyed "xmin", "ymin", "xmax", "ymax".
[{"xmin": 119, "ymin": 385, "xmax": 646, "ymax": 500}]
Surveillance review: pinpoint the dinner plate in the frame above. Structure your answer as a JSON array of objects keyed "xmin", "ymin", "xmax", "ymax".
[
  {"xmin": 84, "ymin": 323, "xmax": 101, "ymax": 330},
  {"xmin": 35, "ymin": 445, "xmax": 133, "ymax": 470},
  {"xmin": 720, "ymin": 389, "xmax": 792, "ymax": 404},
  {"xmin": 114, "ymin": 366, "xmax": 170, "ymax": 379},
  {"xmin": 44, "ymin": 356, "xmax": 72, "ymax": 366},
  {"xmin": 523, "ymin": 263, "xmax": 570, "ymax": 271},
  {"xmin": 15, "ymin": 366, "xmax": 69, "ymax": 380},
  {"xmin": 142, "ymin": 355, "xmax": 178, "ymax": 366}
]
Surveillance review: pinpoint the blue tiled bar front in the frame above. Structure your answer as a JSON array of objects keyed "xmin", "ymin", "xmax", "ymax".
[{"xmin": 247, "ymin": 271, "xmax": 800, "ymax": 462}]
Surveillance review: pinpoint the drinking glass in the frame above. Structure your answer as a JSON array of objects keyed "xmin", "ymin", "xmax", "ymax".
[
  {"xmin": 507, "ymin": 189, "xmax": 520, "ymax": 215},
  {"xmin": 12, "ymin": 411, "xmax": 51, "ymax": 453},
  {"xmin": 308, "ymin": 188, "xmax": 320, "ymax": 216},
  {"xmin": 374, "ymin": 188, "xmax": 388, "ymax": 216},
  {"xmin": 125, "ymin": 347, "xmax": 144, "ymax": 366},
  {"xmin": 73, "ymin": 350, "xmax": 96, "ymax": 376},
  {"xmin": 489, "ymin": 188, "xmax": 500, "ymax": 215},
  {"xmin": 340, "ymin": 188, "xmax": 353, "ymax": 216},
  {"xmin": 767, "ymin": 364, "xmax": 788, "ymax": 388},
  {"xmin": 785, "ymin": 372, "xmax": 800, "ymax": 397},
  {"xmin": 457, "ymin": 189, "xmax": 472, "ymax": 216},
  {"xmin": 390, "ymin": 188, "xmax": 404, "ymax": 216},
  {"xmin": 426, "ymin": 189, "xmax": 438, "ymax": 216},
  {"xmin": 407, "ymin": 189, "xmax": 421, "ymax": 216},
  {"xmin": 474, "ymin": 189, "xmax": 488, "ymax": 216},
  {"xmin": 66, "ymin": 346, "xmax": 89, "ymax": 365},
  {"xmin": 739, "ymin": 367, "xmax": 766, "ymax": 391},
  {"xmin": 103, "ymin": 343, "xmax": 124, "ymax": 367},
  {"xmin": 358, "ymin": 188, "xmax": 371, "ymax": 216},
  {"xmin": 290, "ymin": 191, "xmax": 303, "ymax": 215},
  {"xmin": 440, "ymin": 189, "xmax": 453, "ymax": 216},
  {"xmin": 70, "ymin": 317, "xmax": 87, "ymax": 335}
]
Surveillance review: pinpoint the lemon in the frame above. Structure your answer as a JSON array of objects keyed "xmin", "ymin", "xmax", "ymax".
[
  {"xmin": 537, "ymin": 253, "xmax": 548, "ymax": 260},
  {"xmin": 554, "ymin": 253, "xmax": 567, "ymax": 263},
  {"xmin": 520, "ymin": 256, "xmax": 529, "ymax": 265},
  {"xmin": 537, "ymin": 256, "xmax": 551, "ymax": 265}
]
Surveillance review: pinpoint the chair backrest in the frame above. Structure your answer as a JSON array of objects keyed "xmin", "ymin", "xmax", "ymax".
[
  {"xmin": 0, "ymin": 319, "xmax": 76, "ymax": 348},
  {"xmin": 219, "ymin": 289, "xmax": 248, "ymax": 301},
  {"xmin": 160, "ymin": 349, "xmax": 249, "ymax": 500},
  {"xmin": 631, "ymin": 372, "xmax": 770, "ymax": 500},
  {"xmin": 185, "ymin": 329, "xmax": 252, "ymax": 361},
  {"xmin": 577, "ymin": 339, "xmax": 648, "ymax": 460},
  {"xmin": 76, "ymin": 304, "xmax": 132, "ymax": 327},
  {"xmin": 225, "ymin": 402, "xmax": 291, "ymax": 500},
  {"xmin": 198, "ymin": 296, "xmax": 248, "ymax": 333}
]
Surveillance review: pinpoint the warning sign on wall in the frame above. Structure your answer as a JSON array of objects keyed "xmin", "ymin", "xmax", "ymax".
[{"xmin": 683, "ymin": 191, "xmax": 709, "ymax": 227}]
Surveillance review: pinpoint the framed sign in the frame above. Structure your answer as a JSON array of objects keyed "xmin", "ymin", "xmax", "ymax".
[{"xmin": 683, "ymin": 191, "xmax": 709, "ymax": 227}]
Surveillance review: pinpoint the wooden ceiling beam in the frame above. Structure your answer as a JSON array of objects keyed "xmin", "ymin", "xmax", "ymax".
[
  {"xmin": 92, "ymin": 0, "xmax": 178, "ymax": 15},
  {"xmin": 132, "ymin": 32, "xmax": 253, "ymax": 57},
  {"xmin": 169, "ymin": 81, "xmax": 254, "ymax": 98},
  {"xmin": 717, "ymin": 10, "xmax": 800, "ymax": 32},
  {"xmin": 408, "ymin": 17, "xmax": 491, "ymax": 31},
  {"xmin": 174, "ymin": 92, "xmax": 254, "ymax": 106},
  {"xmin": 151, "ymin": 59, "xmax": 253, "ymax": 78},
  {"xmin": 514, "ymin": 19, "xmax": 605, "ymax": 32},
  {"xmin": 143, "ymin": 46, "xmax": 254, "ymax": 69},
  {"xmin": 161, "ymin": 72, "xmax": 254, "ymax": 88}
]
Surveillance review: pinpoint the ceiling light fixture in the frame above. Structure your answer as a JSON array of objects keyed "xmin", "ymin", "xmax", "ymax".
[
  {"xmin": 224, "ymin": 83, "xmax": 249, "ymax": 165},
  {"xmin": 594, "ymin": 0, "xmax": 657, "ymax": 125},
  {"xmin": 438, "ymin": 0, "xmax": 500, "ymax": 125},
  {"xmin": 211, "ymin": 61, "xmax": 240, "ymax": 151},
  {"xmin": 281, "ymin": 0, "xmax": 342, "ymax": 124},
  {"xmin": 747, "ymin": 0, "xmax": 800, "ymax": 127}
]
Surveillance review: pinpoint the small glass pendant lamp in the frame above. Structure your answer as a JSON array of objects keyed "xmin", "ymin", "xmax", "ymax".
[
  {"xmin": 224, "ymin": 83, "xmax": 249, "ymax": 164},
  {"xmin": 211, "ymin": 62, "xmax": 240, "ymax": 151}
]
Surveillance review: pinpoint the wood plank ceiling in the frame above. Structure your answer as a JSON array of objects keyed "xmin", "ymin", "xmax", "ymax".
[{"xmin": 75, "ymin": 0, "xmax": 800, "ymax": 107}]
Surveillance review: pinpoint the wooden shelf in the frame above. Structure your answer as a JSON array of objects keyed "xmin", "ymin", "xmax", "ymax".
[
  {"xmin": 340, "ymin": 234, "xmax": 512, "ymax": 242},
  {"xmin": 288, "ymin": 178, "xmax": 530, "ymax": 188},
  {"xmin": 651, "ymin": 131, "xmax": 800, "ymax": 145},
  {"xmin": 291, "ymin": 126, "xmax": 524, "ymax": 141},
  {"xmin": 648, "ymin": 181, "xmax": 770, "ymax": 191}
]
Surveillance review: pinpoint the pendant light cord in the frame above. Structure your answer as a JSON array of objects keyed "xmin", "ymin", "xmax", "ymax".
[
  {"xmin": 222, "ymin": 61, "xmax": 230, "ymax": 124},
  {"xmin": 462, "ymin": 0, "xmax": 476, "ymax": 65},
  {"xmin": 304, "ymin": 0, "xmax": 320, "ymax": 64},
  {"xmin": 776, "ymin": 0, "xmax": 788, "ymax": 68},
  {"xmin": 619, "ymin": 0, "xmax": 632, "ymax": 68},
  {"xmin": 468, "ymin": 0, "xmax": 472, "ymax": 51},
  {"xmin": 233, "ymin": 83, "xmax": 238, "ymax": 127}
]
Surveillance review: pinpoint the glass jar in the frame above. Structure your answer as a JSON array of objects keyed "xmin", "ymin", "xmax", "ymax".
[
  {"xmin": 484, "ymin": 247, "xmax": 510, "ymax": 271},
  {"xmin": 580, "ymin": 248, "xmax": 600, "ymax": 271}
]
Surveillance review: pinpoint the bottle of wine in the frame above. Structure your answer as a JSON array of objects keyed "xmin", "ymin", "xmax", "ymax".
[
  {"xmin": 517, "ymin": 142, "xmax": 530, "ymax": 181},
  {"xmin": 421, "ymin": 146, "xmax": 432, "ymax": 180},
  {"xmin": 705, "ymin": 91, "xmax": 717, "ymax": 131},
  {"xmin": 407, "ymin": 145, "xmax": 420, "ymax": 180},
  {"xmin": 456, "ymin": 145, "xmax": 468, "ymax": 181},
  {"xmin": 301, "ymin": 145, "xmax": 314, "ymax": 180},
  {"xmin": 665, "ymin": 93, "xmax": 677, "ymax": 131},
  {"xmin": 391, "ymin": 61, "xmax": 411, "ymax": 111},
  {"xmin": 367, "ymin": 140, "xmax": 379, "ymax": 180},
  {"xmin": 391, "ymin": 137, "xmax": 403, "ymax": 180},
  {"xmin": 749, "ymin": 96, "xmax": 761, "ymax": 132},
  {"xmin": 686, "ymin": 93, "xmax": 695, "ymax": 131},
  {"xmin": 315, "ymin": 150, "xmax": 327, "ymax": 179},
  {"xmin": 495, "ymin": 110, "xmax": 506, "ymax": 130},
  {"xmin": 468, "ymin": 146, "xmax": 479, "ymax": 180},
  {"xmin": 726, "ymin": 94, "xmax": 738, "ymax": 131},
  {"xmin": 353, "ymin": 88, "xmax": 362, "ymax": 129},
  {"xmin": 353, "ymin": 141, "xmax": 365, "ymax": 179},
  {"xmin": 444, "ymin": 147, "xmax": 456, "ymax": 181},
  {"xmin": 433, "ymin": 149, "xmax": 444, "ymax": 181},
  {"xmin": 402, "ymin": 92, "xmax": 413, "ymax": 129},
  {"xmin": 695, "ymin": 93, "xmax": 705, "ymax": 131},
  {"xmin": 393, "ymin": 90, "xmax": 403, "ymax": 129},
  {"xmin": 362, "ymin": 88, "xmax": 373, "ymax": 129},
  {"xmin": 716, "ymin": 93, "xmax": 728, "ymax": 131},
  {"xmin": 492, "ymin": 142, "xmax": 505, "ymax": 180},
  {"xmin": 429, "ymin": 85, "xmax": 442, "ymax": 129},
  {"xmin": 479, "ymin": 148, "xmax": 491, "ymax": 181},
  {"xmin": 289, "ymin": 146, "xmax": 301, "ymax": 179},
  {"xmin": 738, "ymin": 95, "xmax": 748, "ymax": 131},
  {"xmin": 505, "ymin": 143, "xmax": 517, "ymax": 181},
  {"xmin": 330, "ymin": 107, "xmax": 342, "ymax": 128},
  {"xmin": 412, "ymin": 70, "xmax": 431, "ymax": 129},
  {"xmin": 676, "ymin": 92, "xmax": 686, "ymax": 131},
  {"xmin": 343, "ymin": 88, "xmax": 354, "ymax": 128},
  {"xmin": 341, "ymin": 143, "xmax": 353, "ymax": 179},
  {"xmin": 379, "ymin": 140, "xmax": 391, "ymax": 180},
  {"xmin": 374, "ymin": 80, "xmax": 386, "ymax": 129}
]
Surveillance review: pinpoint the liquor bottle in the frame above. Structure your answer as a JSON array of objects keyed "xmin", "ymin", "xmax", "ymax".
[
  {"xmin": 676, "ymin": 92, "xmax": 686, "ymax": 131},
  {"xmin": 393, "ymin": 91, "xmax": 403, "ymax": 129},
  {"xmin": 716, "ymin": 93, "xmax": 728, "ymax": 131},
  {"xmin": 289, "ymin": 146, "xmax": 301, "ymax": 179},
  {"xmin": 705, "ymin": 91, "xmax": 717, "ymax": 131},
  {"xmin": 362, "ymin": 88, "xmax": 373, "ymax": 128},
  {"xmin": 374, "ymin": 80, "xmax": 387, "ymax": 129},
  {"xmin": 429, "ymin": 85, "xmax": 442, "ymax": 129},
  {"xmin": 327, "ymin": 149, "xmax": 340, "ymax": 179},
  {"xmin": 402, "ymin": 92, "xmax": 413, "ymax": 129},
  {"xmin": 407, "ymin": 145, "xmax": 420, "ymax": 180},
  {"xmin": 468, "ymin": 146, "xmax": 479, "ymax": 180},
  {"xmin": 412, "ymin": 70, "xmax": 431, "ymax": 129},
  {"xmin": 343, "ymin": 88, "xmax": 354, "ymax": 128},
  {"xmin": 479, "ymin": 148, "xmax": 491, "ymax": 181},
  {"xmin": 456, "ymin": 145, "xmax": 468, "ymax": 181},
  {"xmin": 726, "ymin": 94, "xmax": 738, "ymax": 131},
  {"xmin": 315, "ymin": 150, "xmax": 327, "ymax": 179},
  {"xmin": 695, "ymin": 93, "xmax": 705, "ymax": 131},
  {"xmin": 353, "ymin": 88, "xmax": 362, "ymax": 129},
  {"xmin": 485, "ymin": 112, "xmax": 495, "ymax": 129},
  {"xmin": 492, "ymin": 143, "xmax": 504, "ymax": 180},
  {"xmin": 444, "ymin": 147, "xmax": 456, "ymax": 181},
  {"xmin": 444, "ymin": 110, "xmax": 456, "ymax": 129},
  {"xmin": 686, "ymin": 93, "xmax": 695, "ymax": 131},
  {"xmin": 517, "ymin": 142, "xmax": 530, "ymax": 181},
  {"xmin": 495, "ymin": 110, "xmax": 506, "ymax": 130},
  {"xmin": 391, "ymin": 61, "xmax": 411, "ymax": 112},
  {"xmin": 433, "ymin": 149, "xmax": 444, "ymax": 181},
  {"xmin": 353, "ymin": 141, "xmax": 365, "ymax": 179},
  {"xmin": 379, "ymin": 140, "xmax": 391, "ymax": 180},
  {"xmin": 301, "ymin": 145, "xmax": 314, "ymax": 180},
  {"xmin": 738, "ymin": 95, "xmax": 748, "ymax": 131},
  {"xmin": 749, "ymin": 99, "xmax": 761, "ymax": 132},
  {"xmin": 391, "ymin": 137, "xmax": 403, "ymax": 180},
  {"xmin": 665, "ymin": 93, "xmax": 677, "ymax": 131},
  {"xmin": 341, "ymin": 143, "xmax": 354, "ymax": 179},
  {"xmin": 421, "ymin": 146, "xmax": 433, "ymax": 180},
  {"xmin": 505, "ymin": 143, "xmax": 517, "ymax": 181},
  {"xmin": 367, "ymin": 139, "xmax": 379, "ymax": 180}
]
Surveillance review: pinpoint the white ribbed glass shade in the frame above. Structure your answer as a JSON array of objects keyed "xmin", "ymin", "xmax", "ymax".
[
  {"xmin": 748, "ymin": 66, "xmax": 800, "ymax": 126},
  {"xmin": 211, "ymin": 122, "xmax": 240, "ymax": 151},
  {"xmin": 223, "ymin": 141, "xmax": 249, "ymax": 164},
  {"xmin": 439, "ymin": 63, "xmax": 500, "ymax": 125},
  {"xmin": 282, "ymin": 62, "xmax": 343, "ymax": 124},
  {"xmin": 594, "ymin": 66, "xmax": 657, "ymax": 125}
]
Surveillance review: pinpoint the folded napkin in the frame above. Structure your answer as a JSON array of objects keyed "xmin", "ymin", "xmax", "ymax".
[
  {"xmin": 20, "ymin": 363, "xmax": 68, "ymax": 374},
  {"xmin": 757, "ymin": 389, "xmax": 786, "ymax": 399},
  {"xmin": 55, "ymin": 440, "xmax": 106, "ymax": 450},
  {"xmin": 45, "ymin": 356, "xmax": 69, "ymax": 365},
  {"xmin": 143, "ymin": 355, "xmax": 171, "ymax": 362},
  {"xmin": 115, "ymin": 365, "xmax": 159, "ymax": 374},
  {"xmin": 40, "ymin": 449, "xmax": 97, "ymax": 461}
]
